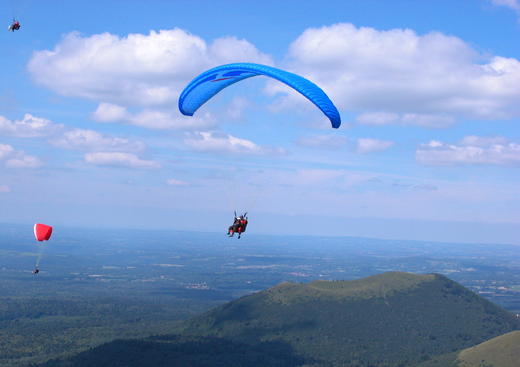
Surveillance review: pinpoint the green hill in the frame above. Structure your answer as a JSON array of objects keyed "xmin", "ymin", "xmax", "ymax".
[
  {"xmin": 417, "ymin": 330, "xmax": 520, "ymax": 367},
  {"xmin": 37, "ymin": 272, "xmax": 520, "ymax": 367},
  {"xmin": 457, "ymin": 330, "xmax": 520, "ymax": 367},
  {"xmin": 181, "ymin": 272, "xmax": 519, "ymax": 366}
]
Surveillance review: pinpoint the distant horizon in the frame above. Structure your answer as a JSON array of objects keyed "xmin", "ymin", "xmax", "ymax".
[{"xmin": 2, "ymin": 214, "xmax": 519, "ymax": 247}]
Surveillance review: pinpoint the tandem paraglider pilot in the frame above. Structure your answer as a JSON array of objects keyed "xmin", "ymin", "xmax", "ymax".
[
  {"xmin": 227, "ymin": 212, "xmax": 248, "ymax": 239},
  {"xmin": 8, "ymin": 19, "xmax": 20, "ymax": 32}
]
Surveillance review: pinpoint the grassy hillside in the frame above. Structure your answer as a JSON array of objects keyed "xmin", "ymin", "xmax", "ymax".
[
  {"xmin": 269, "ymin": 272, "xmax": 436, "ymax": 304},
  {"xmin": 457, "ymin": 330, "xmax": 520, "ymax": 367},
  {"xmin": 417, "ymin": 331, "xmax": 520, "ymax": 367},
  {"xmin": 181, "ymin": 272, "xmax": 520, "ymax": 367}
]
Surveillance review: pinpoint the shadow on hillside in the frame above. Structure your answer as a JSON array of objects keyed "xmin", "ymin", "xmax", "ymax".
[{"xmin": 34, "ymin": 335, "xmax": 312, "ymax": 367}]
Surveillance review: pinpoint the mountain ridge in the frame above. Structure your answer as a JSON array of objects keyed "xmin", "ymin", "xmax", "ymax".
[{"xmin": 265, "ymin": 272, "xmax": 437, "ymax": 304}]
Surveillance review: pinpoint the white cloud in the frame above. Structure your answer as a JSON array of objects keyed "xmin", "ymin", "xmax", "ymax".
[
  {"xmin": 130, "ymin": 110, "xmax": 214, "ymax": 130},
  {"xmin": 356, "ymin": 112, "xmax": 454, "ymax": 128},
  {"xmin": 53, "ymin": 129, "xmax": 145, "ymax": 152},
  {"xmin": 416, "ymin": 136, "xmax": 520, "ymax": 165},
  {"xmin": 284, "ymin": 23, "xmax": 520, "ymax": 122},
  {"xmin": 84, "ymin": 152, "xmax": 161, "ymax": 169},
  {"xmin": 208, "ymin": 36, "xmax": 272, "ymax": 65},
  {"xmin": 490, "ymin": 0, "xmax": 520, "ymax": 13},
  {"xmin": 459, "ymin": 135, "xmax": 509, "ymax": 147},
  {"xmin": 356, "ymin": 138, "xmax": 394, "ymax": 154},
  {"xmin": 0, "ymin": 143, "xmax": 42, "ymax": 168},
  {"xmin": 400, "ymin": 114, "xmax": 454, "ymax": 127},
  {"xmin": 270, "ymin": 168, "xmax": 382, "ymax": 190},
  {"xmin": 294, "ymin": 169, "xmax": 346, "ymax": 185},
  {"xmin": 28, "ymin": 29, "xmax": 272, "ymax": 108},
  {"xmin": 0, "ymin": 114, "xmax": 63, "ymax": 137},
  {"xmin": 6, "ymin": 155, "xmax": 42, "ymax": 168},
  {"xmin": 355, "ymin": 112, "xmax": 399, "ymax": 126},
  {"xmin": 91, "ymin": 103, "xmax": 130, "ymax": 122},
  {"xmin": 0, "ymin": 143, "xmax": 14, "ymax": 159},
  {"xmin": 184, "ymin": 131, "xmax": 284, "ymax": 155},
  {"xmin": 226, "ymin": 97, "xmax": 251, "ymax": 120},
  {"xmin": 296, "ymin": 134, "xmax": 348, "ymax": 149},
  {"xmin": 426, "ymin": 140, "xmax": 443, "ymax": 148},
  {"xmin": 91, "ymin": 103, "xmax": 215, "ymax": 130},
  {"xmin": 0, "ymin": 185, "xmax": 10, "ymax": 193},
  {"xmin": 166, "ymin": 178, "xmax": 188, "ymax": 186}
]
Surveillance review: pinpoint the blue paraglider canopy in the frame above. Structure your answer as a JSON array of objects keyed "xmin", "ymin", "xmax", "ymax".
[{"xmin": 178, "ymin": 63, "xmax": 341, "ymax": 129}]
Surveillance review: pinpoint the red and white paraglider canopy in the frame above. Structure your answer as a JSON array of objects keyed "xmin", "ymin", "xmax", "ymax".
[{"xmin": 34, "ymin": 223, "xmax": 53, "ymax": 241}]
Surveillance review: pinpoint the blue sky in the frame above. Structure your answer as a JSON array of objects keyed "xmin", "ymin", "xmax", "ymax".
[{"xmin": 1, "ymin": 0, "xmax": 520, "ymax": 244}]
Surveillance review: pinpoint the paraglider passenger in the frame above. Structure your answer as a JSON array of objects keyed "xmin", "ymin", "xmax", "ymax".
[
  {"xmin": 240, "ymin": 216, "xmax": 248, "ymax": 233},
  {"xmin": 237, "ymin": 215, "xmax": 248, "ymax": 239},
  {"xmin": 33, "ymin": 268, "xmax": 39, "ymax": 274}
]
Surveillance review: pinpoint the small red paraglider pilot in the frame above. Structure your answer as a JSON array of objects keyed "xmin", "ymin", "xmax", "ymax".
[
  {"xmin": 227, "ymin": 212, "xmax": 248, "ymax": 239},
  {"xmin": 33, "ymin": 223, "xmax": 52, "ymax": 274},
  {"xmin": 8, "ymin": 19, "xmax": 20, "ymax": 32}
]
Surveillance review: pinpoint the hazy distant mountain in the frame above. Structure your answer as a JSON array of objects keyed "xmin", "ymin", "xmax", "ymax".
[{"xmin": 38, "ymin": 272, "xmax": 520, "ymax": 367}]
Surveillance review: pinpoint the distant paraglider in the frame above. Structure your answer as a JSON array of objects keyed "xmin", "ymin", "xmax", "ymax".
[
  {"xmin": 33, "ymin": 223, "xmax": 53, "ymax": 274},
  {"xmin": 8, "ymin": 19, "xmax": 20, "ymax": 32},
  {"xmin": 179, "ymin": 63, "xmax": 341, "ymax": 128}
]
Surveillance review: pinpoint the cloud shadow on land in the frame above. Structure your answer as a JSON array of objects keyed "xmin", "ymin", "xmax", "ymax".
[{"xmin": 36, "ymin": 335, "xmax": 310, "ymax": 367}]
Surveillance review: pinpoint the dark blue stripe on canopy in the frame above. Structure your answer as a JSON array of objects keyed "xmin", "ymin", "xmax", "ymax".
[{"xmin": 178, "ymin": 63, "xmax": 341, "ymax": 128}]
